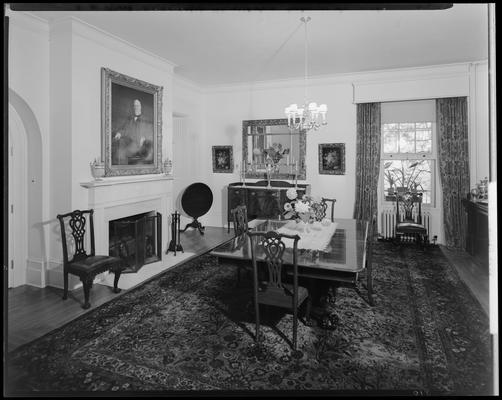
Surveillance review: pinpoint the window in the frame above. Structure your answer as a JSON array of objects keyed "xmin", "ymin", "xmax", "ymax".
[{"xmin": 381, "ymin": 122, "xmax": 435, "ymax": 205}]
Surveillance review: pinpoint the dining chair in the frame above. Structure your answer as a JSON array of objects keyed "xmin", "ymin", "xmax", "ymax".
[
  {"xmin": 57, "ymin": 209, "xmax": 125, "ymax": 309},
  {"xmin": 230, "ymin": 205, "xmax": 252, "ymax": 285},
  {"xmin": 247, "ymin": 230, "xmax": 311, "ymax": 351},
  {"xmin": 313, "ymin": 197, "xmax": 336, "ymax": 222},
  {"xmin": 394, "ymin": 191, "xmax": 428, "ymax": 249}
]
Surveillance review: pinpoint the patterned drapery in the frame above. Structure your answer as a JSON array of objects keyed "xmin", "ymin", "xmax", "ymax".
[
  {"xmin": 354, "ymin": 103, "xmax": 381, "ymax": 222},
  {"xmin": 436, "ymin": 97, "xmax": 469, "ymax": 249}
]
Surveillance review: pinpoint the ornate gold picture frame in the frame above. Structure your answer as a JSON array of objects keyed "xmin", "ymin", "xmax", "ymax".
[{"xmin": 101, "ymin": 67, "xmax": 163, "ymax": 176}]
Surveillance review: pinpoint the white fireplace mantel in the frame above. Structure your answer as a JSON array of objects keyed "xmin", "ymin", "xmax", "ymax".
[
  {"xmin": 81, "ymin": 173, "xmax": 173, "ymax": 189},
  {"xmin": 80, "ymin": 174, "xmax": 173, "ymax": 256}
]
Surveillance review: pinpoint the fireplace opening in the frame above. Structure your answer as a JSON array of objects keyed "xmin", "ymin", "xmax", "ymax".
[{"xmin": 109, "ymin": 211, "xmax": 162, "ymax": 273}]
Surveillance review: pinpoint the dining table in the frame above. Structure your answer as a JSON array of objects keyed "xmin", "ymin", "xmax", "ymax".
[{"xmin": 210, "ymin": 218, "xmax": 371, "ymax": 329}]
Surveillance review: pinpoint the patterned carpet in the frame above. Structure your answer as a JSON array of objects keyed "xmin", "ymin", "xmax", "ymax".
[{"xmin": 6, "ymin": 242, "xmax": 492, "ymax": 395}]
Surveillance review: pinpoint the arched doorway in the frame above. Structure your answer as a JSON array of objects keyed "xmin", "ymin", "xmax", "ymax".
[
  {"xmin": 8, "ymin": 89, "xmax": 45, "ymax": 288},
  {"xmin": 8, "ymin": 104, "xmax": 28, "ymax": 287}
]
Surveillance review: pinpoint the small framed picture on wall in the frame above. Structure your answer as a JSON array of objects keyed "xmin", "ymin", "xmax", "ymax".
[
  {"xmin": 319, "ymin": 143, "xmax": 345, "ymax": 175},
  {"xmin": 212, "ymin": 146, "xmax": 234, "ymax": 173}
]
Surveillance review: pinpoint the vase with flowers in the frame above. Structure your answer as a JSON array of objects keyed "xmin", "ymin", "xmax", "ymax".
[{"xmin": 283, "ymin": 188, "xmax": 325, "ymax": 223}]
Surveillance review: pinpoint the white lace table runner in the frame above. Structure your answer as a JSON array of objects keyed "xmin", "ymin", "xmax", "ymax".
[{"xmin": 276, "ymin": 220, "xmax": 338, "ymax": 251}]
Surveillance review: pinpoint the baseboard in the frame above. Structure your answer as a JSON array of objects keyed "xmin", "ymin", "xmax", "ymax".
[
  {"xmin": 25, "ymin": 259, "xmax": 46, "ymax": 288},
  {"xmin": 46, "ymin": 260, "xmax": 82, "ymax": 290}
]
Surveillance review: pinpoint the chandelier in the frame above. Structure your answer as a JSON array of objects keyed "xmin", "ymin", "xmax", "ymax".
[{"xmin": 284, "ymin": 17, "xmax": 327, "ymax": 132}]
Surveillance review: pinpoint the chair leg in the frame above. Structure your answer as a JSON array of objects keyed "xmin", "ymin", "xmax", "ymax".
[
  {"xmin": 293, "ymin": 304, "xmax": 298, "ymax": 351},
  {"xmin": 113, "ymin": 270, "xmax": 122, "ymax": 294},
  {"xmin": 62, "ymin": 271, "xmax": 69, "ymax": 300},
  {"xmin": 304, "ymin": 296, "xmax": 313, "ymax": 326},
  {"xmin": 81, "ymin": 277, "xmax": 93, "ymax": 309},
  {"xmin": 367, "ymin": 266, "xmax": 374, "ymax": 306},
  {"xmin": 255, "ymin": 302, "xmax": 260, "ymax": 346}
]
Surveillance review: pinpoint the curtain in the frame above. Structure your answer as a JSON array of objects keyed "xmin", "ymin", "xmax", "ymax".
[
  {"xmin": 436, "ymin": 97, "xmax": 469, "ymax": 249},
  {"xmin": 353, "ymin": 103, "xmax": 381, "ymax": 222}
]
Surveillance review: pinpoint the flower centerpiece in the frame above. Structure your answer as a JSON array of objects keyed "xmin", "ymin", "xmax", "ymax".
[{"xmin": 283, "ymin": 188, "xmax": 324, "ymax": 223}]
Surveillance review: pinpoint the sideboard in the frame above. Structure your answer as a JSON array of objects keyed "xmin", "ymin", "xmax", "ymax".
[
  {"xmin": 462, "ymin": 198, "xmax": 489, "ymax": 271},
  {"xmin": 227, "ymin": 181, "xmax": 311, "ymax": 231}
]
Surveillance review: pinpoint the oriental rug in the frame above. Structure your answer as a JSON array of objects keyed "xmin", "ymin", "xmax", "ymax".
[{"xmin": 6, "ymin": 242, "xmax": 492, "ymax": 395}]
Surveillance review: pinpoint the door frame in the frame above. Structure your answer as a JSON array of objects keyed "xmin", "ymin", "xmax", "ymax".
[{"xmin": 8, "ymin": 104, "xmax": 28, "ymax": 288}]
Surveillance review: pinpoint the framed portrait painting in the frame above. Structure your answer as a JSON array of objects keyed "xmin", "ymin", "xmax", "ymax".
[
  {"xmin": 212, "ymin": 146, "xmax": 234, "ymax": 173},
  {"xmin": 319, "ymin": 143, "xmax": 345, "ymax": 175},
  {"xmin": 101, "ymin": 67, "xmax": 163, "ymax": 176}
]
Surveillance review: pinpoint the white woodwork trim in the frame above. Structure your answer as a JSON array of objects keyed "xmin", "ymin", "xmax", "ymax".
[
  {"xmin": 46, "ymin": 260, "xmax": 82, "ymax": 290},
  {"xmin": 8, "ymin": 104, "xmax": 28, "ymax": 288},
  {"xmin": 352, "ymin": 74, "xmax": 470, "ymax": 104},
  {"xmin": 202, "ymin": 61, "xmax": 483, "ymax": 94},
  {"xmin": 49, "ymin": 16, "xmax": 176, "ymax": 74},
  {"xmin": 5, "ymin": 10, "xmax": 50, "ymax": 35},
  {"xmin": 25, "ymin": 259, "xmax": 46, "ymax": 288},
  {"xmin": 174, "ymin": 75, "xmax": 204, "ymax": 94}
]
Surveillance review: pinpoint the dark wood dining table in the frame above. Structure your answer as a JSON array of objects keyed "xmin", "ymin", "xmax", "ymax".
[{"xmin": 210, "ymin": 218, "xmax": 371, "ymax": 329}]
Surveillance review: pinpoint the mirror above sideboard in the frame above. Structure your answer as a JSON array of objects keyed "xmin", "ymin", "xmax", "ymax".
[{"xmin": 242, "ymin": 118, "xmax": 306, "ymax": 180}]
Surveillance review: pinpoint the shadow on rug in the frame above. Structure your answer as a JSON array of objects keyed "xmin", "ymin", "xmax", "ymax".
[{"xmin": 6, "ymin": 242, "xmax": 492, "ymax": 395}]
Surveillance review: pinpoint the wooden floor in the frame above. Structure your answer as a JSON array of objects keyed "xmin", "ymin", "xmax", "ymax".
[
  {"xmin": 6, "ymin": 228, "xmax": 490, "ymax": 353},
  {"xmin": 440, "ymin": 245, "xmax": 490, "ymax": 315},
  {"xmin": 6, "ymin": 226, "xmax": 235, "ymax": 353}
]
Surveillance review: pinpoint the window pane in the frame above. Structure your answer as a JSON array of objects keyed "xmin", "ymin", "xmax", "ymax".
[
  {"xmin": 415, "ymin": 129, "xmax": 431, "ymax": 141},
  {"xmin": 399, "ymin": 123, "xmax": 415, "ymax": 130},
  {"xmin": 383, "ymin": 131, "xmax": 398, "ymax": 153},
  {"xmin": 383, "ymin": 159, "xmax": 432, "ymax": 204},
  {"xmin": 416, "ymin": 140, "xmax": 432, "ymax": 153},
  {"xmin": 416, "ymin": 122, "xmax": 431, "ymax": 129},
  {"xmin": 399, "ymin": 131, "xmax": 415, "ymax": 153}
]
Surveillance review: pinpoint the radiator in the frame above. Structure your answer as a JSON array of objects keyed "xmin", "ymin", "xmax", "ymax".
[{"xmin": 380, "ymin": 207, "xmax": 431, "ymax": 240}]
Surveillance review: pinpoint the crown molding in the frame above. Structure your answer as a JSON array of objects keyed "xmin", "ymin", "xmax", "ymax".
[
  {"xmin": 173, "ymin": 74, "xmax": 204, "ymax": 94},
  {"xmin": 50, "ymin": 16, "xmax": 176, "ymax": 74},
  {"xmin": 6, "ymin": 10, "xmax": 50, "ymax": 35},
  {"xmin": 200, "ymin": 61, "xmax": 485, "ymax": 94}
]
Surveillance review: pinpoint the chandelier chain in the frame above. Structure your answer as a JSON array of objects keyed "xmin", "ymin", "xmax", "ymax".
[{"xmin": 284, "ymin": 16, "xmax": 327, "ymax": 132}]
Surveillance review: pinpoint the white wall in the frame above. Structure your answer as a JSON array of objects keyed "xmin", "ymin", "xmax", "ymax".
[
  {"xmin": 199, "ymin": 62, "xmax": 490, "ymax": 238},
  {"xmin": 8, "ymin": 12, "xmax": 177, "ymax": 287},
  {"xmin": 172, "ymin": 77, "xmax": 206, "ymax": 227},
  {"xmin": 8, "ymin": 9, "xmax": 490, "ymax": 286},
  {"xmin": 7, "ymin": 11, "xmax": 51, "ymax": 286},
  {"xmin": 47, "ymin": 17, "xmax": 175, "ymax": 266},
  {"xmin": 469, "ymin": 61, "xmax": 490, "ymax": 186}
]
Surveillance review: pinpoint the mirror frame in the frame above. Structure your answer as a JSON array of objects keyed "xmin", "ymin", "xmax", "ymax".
[{"xmin": 242, "ymin": 118, "xmax": 306, "ymax": 180}]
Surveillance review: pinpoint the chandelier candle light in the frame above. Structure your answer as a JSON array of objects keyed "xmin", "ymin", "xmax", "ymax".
[{"xmin": 284, "ymin": 16, "xmax": 327, "ymax": 132}]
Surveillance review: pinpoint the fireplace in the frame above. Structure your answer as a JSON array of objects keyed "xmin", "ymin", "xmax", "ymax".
[{"xmin": 109, "ymin": 211, "xmax": 162, "ymax": 273}]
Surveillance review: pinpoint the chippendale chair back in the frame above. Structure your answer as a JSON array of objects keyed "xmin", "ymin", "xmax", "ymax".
[
  {"xmin": 313, "ymin": 198, "xmax": 336, "ymax": 222},
  {"xmin": 396, "ymin": 191, "xmax": 423, "ymax": 224},
  {"xmin": 57, "ymin": 209, "xmax": 125, "ymax": 309},
  {"xmin": 229, "ymin": 205, "xmax": 250, "ymax": 285},
  {"xmin": 247, "ymin": 230, "xmax": 311, "ymax": 351},
  {"xmin": 394, "ymin": 191, "xmax": 428, "ymax": 248},
  {"xmin": 230, "ymin": 205, "xmax": 248, "ymax": 235}
]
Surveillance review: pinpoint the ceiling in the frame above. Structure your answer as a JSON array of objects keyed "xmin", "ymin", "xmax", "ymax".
[{"xmin": 24, "ymin": 4, "xmax": 489, "ymax": 87}]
